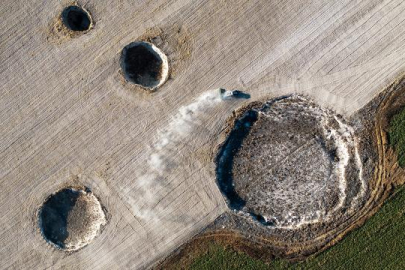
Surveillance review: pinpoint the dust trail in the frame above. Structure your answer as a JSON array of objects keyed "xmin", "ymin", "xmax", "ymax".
[{"xmin": 123, "ymin": 90, "xmax": 226, "ymax": 222}]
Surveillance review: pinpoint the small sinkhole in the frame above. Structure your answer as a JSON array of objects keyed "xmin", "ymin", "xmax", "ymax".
[
  {"xmin": 121, "ymin": 41, "xmax": 169, "ymax": 89},
  {"xmin": 38, "ymin": 187, "xmax": 106, "ymax": 251},
  {"xmin": 62, "ymin": 6, "xmax": 92, "ymax": 32}
]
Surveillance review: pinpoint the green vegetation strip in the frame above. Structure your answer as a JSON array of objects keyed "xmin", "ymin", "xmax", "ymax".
[
  {"xmin": 188, "ymin": 185, "xmax": 405, "ymax": 270},
  {"xmin": 389, "ymin": 107, "xmax": 405, "ymax": 167},
  {"xmin": 190, "ymin": 244, "xmax": 269, "ymax": 270}
]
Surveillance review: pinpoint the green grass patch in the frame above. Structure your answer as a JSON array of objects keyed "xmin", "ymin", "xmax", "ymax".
[
  {"xmin": 189, "ymin": 243, "xmax": 269, "ymax": 270},
  {"xmin": 289, "ymin": 185, "xmax": 405, "ymax": 270},
  {"xmin": 388, "ymin": 107, "xmax": 405, "ymax": 167},
  {"xmin": 185, "ymin": 185, "xmax": 405, "ymax": 270}
]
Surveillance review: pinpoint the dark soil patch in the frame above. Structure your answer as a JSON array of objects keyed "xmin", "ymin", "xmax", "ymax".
[{"xmin": 216, "ymin": 110, "xmax": 259, "ymax": 210}]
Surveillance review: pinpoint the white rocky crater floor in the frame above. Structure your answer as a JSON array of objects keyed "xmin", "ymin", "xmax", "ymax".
[{"xmin": 220, "ymin": 96, "xmax": 367, "ymax": 229}]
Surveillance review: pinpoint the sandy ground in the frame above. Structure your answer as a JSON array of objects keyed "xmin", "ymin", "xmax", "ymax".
[{"xmin": 1, "ymin": 0, "xmax": 405, "ymax": 269}]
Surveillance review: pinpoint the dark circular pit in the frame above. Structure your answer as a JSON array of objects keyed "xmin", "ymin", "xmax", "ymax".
[
  {"xmin": 62, "ymin": 6, "xmax": 92, "ymax": 32},
  {"xmin": 121, "ymin": 41, "xmax": 169, "ymax": 89}
]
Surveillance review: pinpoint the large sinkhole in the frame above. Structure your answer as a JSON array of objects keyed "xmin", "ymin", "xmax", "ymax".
[
  {"xmin": 62, "ymin": 6, "xmax": 92, "ymax": 32},
  {"xmin": 38, "ymin": 187, "xmax": 106, "ymax": 251},
  {"xmin": 216, "ymin": 96, "xmax": 366, "ymax": 229},
  {"xmin": 121, "ymin": 41, "xmax": 169, "ymax": 89}
]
